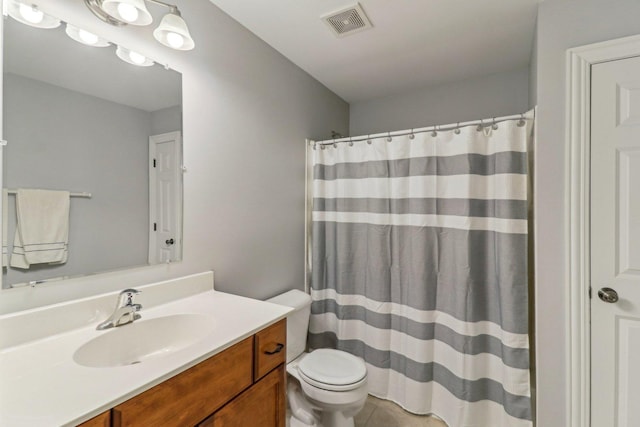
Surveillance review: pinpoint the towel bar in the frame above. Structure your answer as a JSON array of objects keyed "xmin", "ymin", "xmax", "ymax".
[{"xmin": 4, "ymin": 189, "xmax": 92, "ymax": 198}]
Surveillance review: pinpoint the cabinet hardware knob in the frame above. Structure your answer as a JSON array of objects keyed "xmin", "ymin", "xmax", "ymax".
[{"xmin": 264, "ymin": 343, "xmax": 284, "ymax": 355}]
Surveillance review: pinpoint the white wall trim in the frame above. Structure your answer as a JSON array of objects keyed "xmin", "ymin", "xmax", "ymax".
[{"xmin": 566, "ymin": 33, "xmax": 640, "ymax": 427}]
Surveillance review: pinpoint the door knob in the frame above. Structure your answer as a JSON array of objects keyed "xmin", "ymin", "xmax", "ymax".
[
  {"xmin": 597, "ymin": 287, "xmax": 619, "ymax": 303},
  {"xmin": 165, "ymin": 238, "xmax": 175, "ymax": 245}
]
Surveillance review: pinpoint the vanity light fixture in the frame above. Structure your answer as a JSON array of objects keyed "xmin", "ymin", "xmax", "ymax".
[
  {"xmin": 153, "ymin": 10, "xmax": 194, "ymax": 50},
  {"xmin": 84, "ymin": 0, "xmax": 195, "ymax": 51},
  {"xmin": 4, "ymin": 0, "xmax": 185, "ymax": 68},
  {"xmin": 65, "ymin": 24, "xmax": 111, "ymax": 47},
  {"xmin": 6, "ymin": 0, "xmax": 60, "ymax": 29},
  {"xmin": 101, "ymin": 0, "xmax": 152, "ymax": 26},
  {"xmin": 115, "ymin": 45, "xmax": 154, "ymax": 67}
]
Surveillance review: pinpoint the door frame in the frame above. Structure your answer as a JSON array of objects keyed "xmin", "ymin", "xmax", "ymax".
[{"xmin": 566, "ymin": 34, "xmax": 640, "ymax": 427}]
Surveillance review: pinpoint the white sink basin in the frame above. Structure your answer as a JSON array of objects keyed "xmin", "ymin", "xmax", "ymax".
[{"xmin": 73, "ymin": 314, "xmax": 215, "ymax": 368}]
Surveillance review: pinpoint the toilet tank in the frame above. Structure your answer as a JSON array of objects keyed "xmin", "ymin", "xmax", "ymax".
[{"xmin": 267, "ymin": 289, "xmax": 311, "ymax": 363}]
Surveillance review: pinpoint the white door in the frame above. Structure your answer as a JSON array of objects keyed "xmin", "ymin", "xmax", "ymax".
[
  {"xmin": 591, "ymin": 56, "xmax": 640, "ymax": 427},
  {"xmin": 149, "ymin": 131, "xmax": 182, "ymax": 264}
]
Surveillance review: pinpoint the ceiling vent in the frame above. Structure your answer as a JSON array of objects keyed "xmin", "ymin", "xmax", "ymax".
[{"xmin": 322, "ymin": 3, "xmax": 372, "ymax": 38}]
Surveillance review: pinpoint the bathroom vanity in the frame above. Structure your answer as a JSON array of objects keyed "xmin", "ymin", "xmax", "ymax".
[
  {"xmin": 0, "ymin": 273, "xmax": 291, "ymax": 426},
  {"xmin": 81, "ymin": 319, "xmax": 286, "ymax": 427}
]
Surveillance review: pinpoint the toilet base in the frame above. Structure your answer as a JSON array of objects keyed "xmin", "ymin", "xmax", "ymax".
[
  {"xmin": 287, "ymin": 375, "xmax": 366, "ymax": 427},
  {"xmin": 289, "ymin": 415, "xmax": 315, "ymax": 427}
]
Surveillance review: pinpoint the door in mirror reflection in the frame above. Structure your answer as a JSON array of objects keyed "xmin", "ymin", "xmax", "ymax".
[{"xmin": 149, "ymin": 131, "xmax": 183, "ymax": 264}]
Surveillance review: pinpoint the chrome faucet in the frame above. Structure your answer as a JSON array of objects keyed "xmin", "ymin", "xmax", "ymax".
[{"xmin": 96, "ymin": 289, "xmax": 143, "ymax": 330}]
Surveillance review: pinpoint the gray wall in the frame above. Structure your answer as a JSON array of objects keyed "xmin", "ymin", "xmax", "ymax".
[
  {"xmin": 0, "ymin": 0, "xmax": 349, "ymax": 312},
  {"xmin": 151, "ymin": 106, "xmax": 182, "ymax": 136},
  {"xmin": 534, "ymin": 0, "xmax": 640, "ymax": 425},
  {"xmin": 3, "ymin": 73, "xmax": 149, "ymax": 286},
  {"xmin": 349, "ymin": 67, "xmax": 529, "ymax": 136}
]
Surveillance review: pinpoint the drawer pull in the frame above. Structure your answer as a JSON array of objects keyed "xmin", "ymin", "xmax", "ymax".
[{"xmin": 264, "ymin": 343, "xmax": 284, "ymax": 355}]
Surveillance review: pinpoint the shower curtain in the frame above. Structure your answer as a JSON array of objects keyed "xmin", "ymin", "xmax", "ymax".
[{"xmin": 308, "ymin": 116, "xmax": 533, "ymax": 427}]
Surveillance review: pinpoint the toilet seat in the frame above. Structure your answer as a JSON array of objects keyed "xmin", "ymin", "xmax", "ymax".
[{"xmin": 297, "ymin": 349, "xmax": 367, "ymax": 392}]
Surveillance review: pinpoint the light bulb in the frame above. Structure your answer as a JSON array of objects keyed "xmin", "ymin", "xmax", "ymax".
[
  {"xmin": 128, "ymin": 50, "xmax": 146, "ymax": 65},
  {"xmin": 117, "ymin": 2, "xmax": 139, "ymax": 22},
  {"xmin": 78, "ymin": 29, "xmax": 99, "ymax": 45},
  {"xmin": 19, "ymin": 4, "xmax": 44, "ymax": 24},
  {"xmin": 165, "ymin": 32, "xmax": 185, "ymax": 49}
]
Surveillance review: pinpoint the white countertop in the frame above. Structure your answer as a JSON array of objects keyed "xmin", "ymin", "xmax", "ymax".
[{"xmin": 0, "ymin": 288, "xmax": 291, "ymax": 426}]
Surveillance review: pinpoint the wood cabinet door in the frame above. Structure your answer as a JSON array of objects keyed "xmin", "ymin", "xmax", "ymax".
[
  {"xmin": 200, "ymin": 365, "xmax": 285, "ymax": 427},
  {"xmin": 76, "ymin": 411, "xmax": 110, "ymax": 427}
]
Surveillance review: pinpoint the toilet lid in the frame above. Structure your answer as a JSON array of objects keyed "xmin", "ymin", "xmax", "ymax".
[{"xmin": 298, "ymin": 349, "xmax": 367, "ymax": 390}]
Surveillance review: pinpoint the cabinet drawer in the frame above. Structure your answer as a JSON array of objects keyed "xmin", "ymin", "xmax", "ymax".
[
  {"xmin": 254, "ymin": 319, "xmax": 286, "ymax": 381},
  {"xmin": 113, "ymin": 336, "xmax": 253, "ymax": 427}
]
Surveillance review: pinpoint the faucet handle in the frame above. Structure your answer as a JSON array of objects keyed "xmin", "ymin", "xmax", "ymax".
[{"xmin": 117, "ymin": 288, "xmax": 142, "ymax": 306}]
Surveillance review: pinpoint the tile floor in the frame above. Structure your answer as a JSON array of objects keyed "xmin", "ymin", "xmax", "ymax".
[{"xmin": 355, "ymin": 396, "xmax": 448, "ymax": 427}]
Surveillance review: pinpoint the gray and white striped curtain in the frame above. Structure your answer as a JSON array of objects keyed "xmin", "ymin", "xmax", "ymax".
[{"xmin": 308, "ymin": 115, "xmax": 533, "ymax": 427}]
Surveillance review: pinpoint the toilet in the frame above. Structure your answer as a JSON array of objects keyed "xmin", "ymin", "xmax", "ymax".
[{"xmin": 267, "ymin": 290, "xmax": 368, "ymax": 427}]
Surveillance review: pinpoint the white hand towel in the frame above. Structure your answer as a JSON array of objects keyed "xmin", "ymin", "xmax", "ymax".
[
  {"xmin": 10, "ymin": 189, "xmax": 70, "ymax": 269},
  {"xmin": 2, "ymin": 189, "xmax": 7, "ymax": 268}
]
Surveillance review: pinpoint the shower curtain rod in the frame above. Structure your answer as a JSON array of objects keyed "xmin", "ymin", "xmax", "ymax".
[{"xmin": 312, "ymin": 110, "xmax": 535, "ymax": 146}]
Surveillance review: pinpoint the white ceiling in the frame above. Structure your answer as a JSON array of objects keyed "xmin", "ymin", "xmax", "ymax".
[{"xmin": 207, "ymin": 0, "xmax": 542, "ymax": 103}]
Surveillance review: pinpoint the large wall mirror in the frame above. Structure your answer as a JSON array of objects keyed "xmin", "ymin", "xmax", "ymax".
[{"xmin": 2, "ymin": 13, "xmax": 183, "ymax": 289}]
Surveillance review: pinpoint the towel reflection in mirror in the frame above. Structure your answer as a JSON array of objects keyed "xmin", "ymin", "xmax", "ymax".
[{"xmin": 8, "ymin": 189, "xmax": 70, "ymax": 269}]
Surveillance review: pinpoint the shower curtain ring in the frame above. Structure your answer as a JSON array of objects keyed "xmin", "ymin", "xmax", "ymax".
[
  {"xmin": 492, "ymin": 118, "xmax": 499, "ymax": 130},
  {"xmin": 476, "ymin": 120, "xmax": 484, "ymax": 132},
  {"xmin": 348, "ymin": 137, "xmax": 354, "ymax": 147},
  {"xmin": 517, "ymin": 113, "xmax": 526, "ymax": 127},
  {"xmin": 409, "ymin": 129, "xmax": 415, "ymax": 140},
  {"xmin": 386, "ymin": 132, "xmax": 392, "ymax": 142},
  {"xmin": 367, "ymin": 135, "xmax": 372, "ymax": 145},
  {"xmin": 431, "ymin": 126, "xmax": 438, "ymax": 137},
  {"xmin": 454, "ymin": 122, "xmax": 461, "ymax": 134}
]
